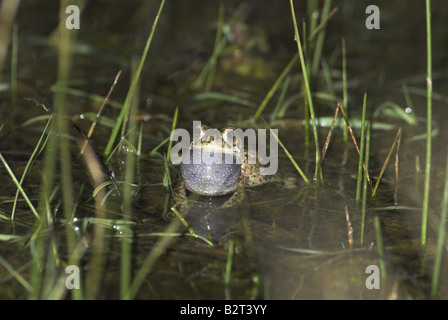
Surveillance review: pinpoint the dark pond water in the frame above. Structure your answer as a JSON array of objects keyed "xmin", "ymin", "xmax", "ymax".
[{"xmin": 1, "ymin": 0, "xmax": 448, "ymax": 300}]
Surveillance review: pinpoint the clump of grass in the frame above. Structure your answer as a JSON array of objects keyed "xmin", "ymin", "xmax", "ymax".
[{"xmin": 28, "ymin": 0, "xmax": 79, "ymax": 299}]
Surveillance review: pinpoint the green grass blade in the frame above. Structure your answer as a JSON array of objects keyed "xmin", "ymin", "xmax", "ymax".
[
  {"xmin": 166, "ymin": 106, "xmax": 179, "ymax": 164},
  {"xmin": 374, "ymin": 215, "xmax": 386, "ymax": 278},
  {"xmin": 0, "ymin": 255, "xmax": 33, "ymax": 292},
  {"xmin": 253, "ymin": 53, "xmax": 298, "ymax": 120},
  {"xmin": 421, "ymin": 0, "xmax": 432, "ymax": 246},
  {"xmin": 431, "ymin": 146, "xmax": 448, "ymax": 296},
  {"xmin": 342, "ymin": 37, "xmax": 348, "ymax": 142},
  {"xmin": 224, "ymin": 240, "xmax": 235, "ymax": 300},
  {"xmin": 261, "ymin": 118, "xmax": 309, "ymax": 184},
  {"xmin": 125, "ymin": 216, "xmax": 181, "ymax": 300},
  {"xmin": 0, "ymin": 153, "xmax": 40, "ymax": 220},
  {"xmin": 360, "ymin": 122, "xmax": 371, "ymax": 246},
  {"xmin": 103, "ymin": 0, "xmax": 166, "ymax": 157},
  {"xmin": 12, "ymin": 116, "xmax": 52, "ymax": 220},
  {"xmin": 356, "ymin": 93, "xmax": 367, "ymax": 203},
  {"xmin": 310, "ymin": 0, "xmax": 332, "ymax": 76},
  {"xmin": 289, "ymin": 0, "xmax": 320, "ymax": 180}
]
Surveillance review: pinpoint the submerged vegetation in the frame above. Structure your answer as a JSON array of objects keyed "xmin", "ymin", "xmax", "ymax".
[{"xmin": 0, "ymin": 0, "xmax": 447, "ymax": 300}]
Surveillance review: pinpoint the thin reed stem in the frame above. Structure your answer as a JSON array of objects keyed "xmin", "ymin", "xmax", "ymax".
[
  {"xmin": 421, "ymin": 0, "xmax": 432, "ymax": 246},
  {"xmin": 374, "ymin": 215, "xmax": 386, "ymax": 278},
  {"xmin": 11, "ymin": 24, "xmax": 18, "ymax": 107},
  {"xmin": 360, "ymin": 122, "xmax": 370, "ymax": 246},
  {"xmin": 289, "ymin": 0, "xmax": 320, "ymax": 180},
  {"xmin": 342, "ymin": 37, "xmax": 348, "ymax": 142},
  {"xmin": 224, "ymin": 240, "xmax": 235, "ymax": 300},
  {"xmin": 120, "ymin": 58, "xmax": 141, "ymax": 300},
  {"xmin": 0, "ymin": 0, "xmax": 21, "ymax": 83},
  {"xmin": 81, "ymin": 70, "xmax": 122, "ymax": 154},
  {"xmin": 310, "ymin": 0, "xmax": 332, "ymax": 76},
  {"xmin": 81, "ymin": 141, "xmax": 107, "ymax": 300},
  {"xmin": 356, "ymin": 93, "xmax": 367, "ymax": 203},
  {"xmin": 431, "ymin": 146, "xmax": 448, "ymax": 296}
]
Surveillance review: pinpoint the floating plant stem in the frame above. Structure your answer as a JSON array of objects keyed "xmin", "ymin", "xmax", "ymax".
[
  {"xmin": 421, "ymin": 0, "xmax": 432, "ymax": 246},
  {"xmin": 289, "ymin": 0, "xmax": 320, "ymax": 180}
]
